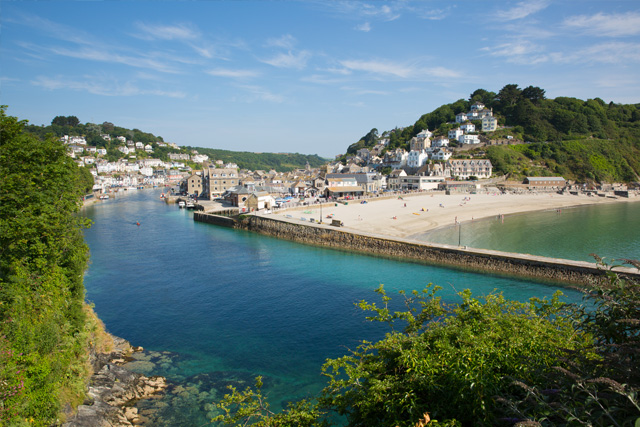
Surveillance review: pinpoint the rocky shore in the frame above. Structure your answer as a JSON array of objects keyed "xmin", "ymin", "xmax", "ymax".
[{"xmin": 63, "ymin": 336, "xmax": 167, "ymax": 427}]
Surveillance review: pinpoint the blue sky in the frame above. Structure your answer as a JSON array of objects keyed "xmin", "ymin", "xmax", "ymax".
[{"xmin": 2, "ymin": 1, "xmax": 639, "ymax": 157}]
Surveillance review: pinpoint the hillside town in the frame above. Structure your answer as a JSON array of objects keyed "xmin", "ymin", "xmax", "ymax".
[{"xmin": 66, "ymin": 98, "xmax": 636, "ymax": 211}]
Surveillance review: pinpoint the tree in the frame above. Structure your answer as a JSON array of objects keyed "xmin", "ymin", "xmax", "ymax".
[
  {"xmin": 501, "ymin": 262, "xmax": 640, "ymax": 425},
  {"xmin": 469, "ymin": 89, "xmax": 497, "ymax": 107},
  {"xmin": 0, "ymin": 106, "xmax": 92, "ymax": 425},
  {"xmin": 215, "ymin": 284, "xmax": 594, "ymax": 427},
  {"xmin": 51, "ymin": 115, "xmax": 80, "ymax": 127},
  {"xmin": 521, "ymin": 86, "xmax": 546, "ymax": 103},
  {"xmin": 497, "ymin": 84, "xmax": 522, "ymax": 107}
]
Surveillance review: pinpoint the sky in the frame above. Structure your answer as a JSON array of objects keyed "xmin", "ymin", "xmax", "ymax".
[{"xmin": 2, "ymin": 1, "xmax": 640, "ymax": 158}]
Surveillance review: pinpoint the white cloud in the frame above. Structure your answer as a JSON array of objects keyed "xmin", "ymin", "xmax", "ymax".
[
  {"xmin": 207, "ymin": 68, "xmax": 260, "ymax": 78},
  {"xmin": 134, "ymin": 22, "xmax": 200, "ymax": 41},
  {"xmin": 301, "ymin": 74, "xmax": 348, "ymax": 85},
  {"xmin": 48, "ymin": 46, "xmax": 184, "ymax": 74},
  {"xmin": 355, "ymin": 22, "xmax": 372, "ymax": 32},
  {"xmin": 261, "ymin": 51, "xmax": 311, "ymax": 69},
  {"xmin": 339, "ymin": 59, "xmax": 413, "ymax": 78},
  {"xmin": 265, "ymin": 34, "xmax": 297, "ymax": 49},
  {"xmin": 481, "ymin": 41, "xmax": 550, "ymax": 64},
  {"xmin": 32, "ymin": 75, "xmax": 186, "ymax": 98},
  {"xmin": 9, "ymin": 13, "xmax": 96, "ymax": 46},
  {"xmin": 564, "ymin": 12, "xmax": 640, "ymax": 37},
  {"xmin": 338, "ymin": 59, "xmax": 461, "ymax": 80},
  {"xmin": 494, "ymin": 0, "xmax": 549, "ymax": 21},
  {"xmin": 236, "ymin": 85, "xmax": 285, "ymax": 103},
  {"xmin": 484, "ymin": 39, "xmax": 640, "ymax": 66},
  {"xmin": 412, "ymin": 5, "xmax": 455, "ymax": 21},
  {"xmin": 424, "ymin": 67, "xmax": 463, "ymax": 79},
  {"xmin": 318, "ymin": 1, "xmax": 401, "ymax": 21},
  {"xmin": 567, "ymin": 42, "xmax": 640, "ymax": 64}
]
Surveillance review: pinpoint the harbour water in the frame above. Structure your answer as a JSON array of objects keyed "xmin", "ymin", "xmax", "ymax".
[{"xmin": 82, "ymin": 190, "xmax": 604, "ymax": 425}]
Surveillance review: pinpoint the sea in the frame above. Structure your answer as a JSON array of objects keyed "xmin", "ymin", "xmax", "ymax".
[{"xmin": 80, "ymin": 189, "xmax": 640, "ymax": 426}]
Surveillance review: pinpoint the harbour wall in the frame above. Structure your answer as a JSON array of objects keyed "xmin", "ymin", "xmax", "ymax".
[{"xmin": 194, "ymin": 212, "xmax": 640, "ymax": 286}]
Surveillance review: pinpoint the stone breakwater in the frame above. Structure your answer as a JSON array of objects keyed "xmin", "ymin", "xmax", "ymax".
[
  {"xmin": 63, "ymin": 336, "xmax": 167, "ymax": 427},
  {"xmin": 194, "ymin": 212, "xmax": 640, "ymax": 286}
]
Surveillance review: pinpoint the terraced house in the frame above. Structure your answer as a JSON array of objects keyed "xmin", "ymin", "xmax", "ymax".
[{"xmin": 447, "ymin": 159, "xmax": 493, "ymax": 179}]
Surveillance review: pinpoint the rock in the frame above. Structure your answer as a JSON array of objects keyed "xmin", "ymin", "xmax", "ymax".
[{"xmin": 63, "ymin": 335, "xmax": 167, "ymax": 427}]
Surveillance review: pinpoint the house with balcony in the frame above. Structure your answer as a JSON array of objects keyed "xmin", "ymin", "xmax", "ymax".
[{"xmin": 447, "ymin": 159, "xmax": 493, "ymax": 179}]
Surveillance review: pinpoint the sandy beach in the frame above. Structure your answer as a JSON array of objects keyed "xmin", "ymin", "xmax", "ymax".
[{"xmin": 272, "ymin": 191, "xmax": 638, "ymax": 239}]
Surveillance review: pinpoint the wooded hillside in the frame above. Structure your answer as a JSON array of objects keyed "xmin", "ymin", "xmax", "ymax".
[{"xmin": 347, "ymin": 85, "xmax": 640, "ymax": 183}]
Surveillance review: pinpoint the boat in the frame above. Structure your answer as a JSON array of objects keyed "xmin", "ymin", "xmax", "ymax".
[
  {"xmin": 186, "ymin": 201, "xmax": 195, "ymax": 209},
  {"xmin": 178, "ymin": 201, "xmax": 186, "ymax": 208},
  {"xmin": 99, "ymin": 194, "xmax": 109, "ymax": 200}
]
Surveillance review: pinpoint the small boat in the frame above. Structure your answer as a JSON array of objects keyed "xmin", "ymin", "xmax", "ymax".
[
  {"xmin": 178, "ymin": 201, "xmax": 186, "ymax": 208},
  {"xmin": 99, "ymin": 194, "xmax": 109, "ymax": 200},
  {"xmin": 186, "ymin": 201, "xmax": 195, "ymax": 209}
]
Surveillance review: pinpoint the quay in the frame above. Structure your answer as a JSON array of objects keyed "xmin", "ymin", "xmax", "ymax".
[{"xmin": 193, "ymin": 210, "xmax": 640, "ymax": 287}]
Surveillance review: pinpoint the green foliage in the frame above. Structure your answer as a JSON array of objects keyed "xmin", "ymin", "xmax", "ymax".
[
  {"xmin": 346, "ymin": 128, "xmax": 379, "ymax": 155},
  {"xmin": 500, "ymin": 261, "xmax": 640, "ymax": 426},
  {"xmin": 213, "ymin": 284, "xmax": 597, "ymax": 427},
  {"xmin": 214, "ymin": 376, "xmax": 329, "ymax": 427},
  {"xmin": 321, "ymin": 285, "xmax": 590, "ymax": 426},
  {"xmin": 486, "ymin": 138, "xmax": 640, "ymax": 182},
  {"xmin": 0, "ymin": 106, "xmax": 91, "ymax": 425},
  {"xmin": 51, "ymin": 116, "xmax": 80, "ymax": 127}
]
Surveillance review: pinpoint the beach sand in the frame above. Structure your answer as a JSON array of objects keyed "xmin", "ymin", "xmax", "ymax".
[{"xmin": 272, "ymin": 191, "xmax": 637, "ymax": 239}]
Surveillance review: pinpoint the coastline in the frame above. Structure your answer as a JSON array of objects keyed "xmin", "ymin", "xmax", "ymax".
[{"xmin": 269, "ymin": 191, "xmax": 639, "ymax": 239}]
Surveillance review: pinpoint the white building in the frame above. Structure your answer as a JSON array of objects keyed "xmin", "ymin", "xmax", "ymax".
[
  {"xmin": 447, "ymin": 159, "xmax": 492, "ymax": 179},
  {"xmin": 416, "ymin": 129, "xmax": 433, "ymax": 139},
  {"xmin": 399, "ymin": 175, "xmax": 446, "ymax": 191},
  {"xmin": 139, "ymin": 167, "xmax": 154, "ymax": 177},
  {"xmin": 448, "ymin": 129, "xmax": 464, "ymax": 140},
  {"xmin": 460, "ymin": 122, "xmax": 476, "ymax": 133},
  {"xmin": 459, "ymin": 134, "xmax": 480, "ymax": 145},
  {"xmin": 431, "ymin": 148, "xmax": 453, "ymax": 161},
  {"xmin": 407, "ymin": 150, "xmax": 429, "ymax": 168},
  {"xmin": 192, "ymin": 154, "xmax": 209, "ymax": 163},
  {"xmin": 432, "ymin": 136, "xmax": 450, "ymax": 148}
]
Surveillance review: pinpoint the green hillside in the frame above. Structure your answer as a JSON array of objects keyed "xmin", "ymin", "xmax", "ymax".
[
  {"xmin": 23, "ymin": 117, "xmax": 327, "ymax": 172},
  {"xmin": 187, "ymin": 146, "xmax": 327, "ymax": 172},
  {"xmin": 347, "ymin": 85, "xmax": 640, "ymax": 183}
]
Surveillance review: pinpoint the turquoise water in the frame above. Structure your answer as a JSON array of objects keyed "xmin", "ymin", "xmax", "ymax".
[
  {"xmin": 82, "ymin": 190, "xmax": 586, "ymax": 426},
  {"xmin": 414, "ymin": 201, "xmax": 640, "ymax": 263}
]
